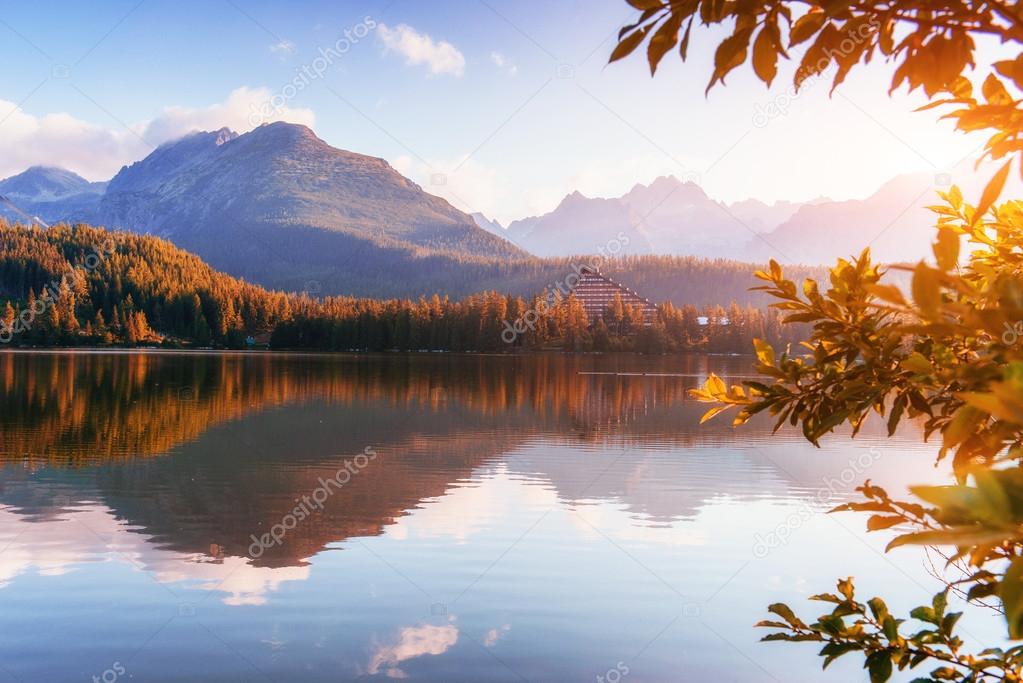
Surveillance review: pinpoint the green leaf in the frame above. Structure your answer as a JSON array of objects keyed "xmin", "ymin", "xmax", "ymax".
[
  {"xmin": 865, "ymin": 650, "xmax": 893, "ymax": 682},
  {"xmin": 901, "ymin": 352, "xmax": 932, "ymax": 375},
  {"xmin": 940, "ymin": 611, "xmax": 962, "ymax": 636},
  {"xmin": 821, "ymin": 642, "xmax": 859, "ymax": 668},
  {"xmin": 882, "ymin": 615, "xmax": 899, "ymax": 642},
  {"xmin": 867, "ymin": 597, "xmax": 889, "ymax": 622}
]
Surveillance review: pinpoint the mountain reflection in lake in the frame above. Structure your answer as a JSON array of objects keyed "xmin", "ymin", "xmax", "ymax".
[{"xmin": 0, "ymin": 352, "xmax": 999, "ymax": 682}]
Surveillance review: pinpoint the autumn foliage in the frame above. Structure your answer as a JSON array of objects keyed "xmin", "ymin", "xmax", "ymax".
[{"xmin": 613, "ymin": 0, "xmax": 1023, "ymax": 680}]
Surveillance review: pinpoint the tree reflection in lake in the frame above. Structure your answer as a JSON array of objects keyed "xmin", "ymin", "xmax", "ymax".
[{"xmin": 0, "ymin": 351, "xmax": 957, "ymax": 682}]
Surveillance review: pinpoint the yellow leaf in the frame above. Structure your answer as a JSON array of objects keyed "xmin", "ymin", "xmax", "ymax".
[
  {"xmin": 948, "ymin": 184, "xmax": 963, "ymax": 210},
  {"xmin": 982, "ymin": 73, "xmax": 1012, "ymax": 105},
  {"xmin": 972, "ymin": 160, "xmax": 1011, "ymax": 226},
  {"xmin": 705, "ymin": 373, "xmax": 726, "ymax": 396},
  {"xmin": 911, "ymin": 262, "xmax": 941, "ymax": 316},
  {"xmin": 866, "ymin": 284, "xmax": 907, "ymax": 306},
  {"xmin": 933, "ymin": 228, "xmax": 960, "ymax": 271},
  {"xmin": 700, "ymin": 405, "xmax": 731, "ymax": 424},
  {"xmin": 753, "ymin": 338, "xmax": 775, "ymax": 366},
  {"xmin": 1004, "ymin": 558, "xmax": 1023, "ymax": 638},
  {"xmin": 943, "ymin": 405, "xmax": 985, "ymax": 449}
]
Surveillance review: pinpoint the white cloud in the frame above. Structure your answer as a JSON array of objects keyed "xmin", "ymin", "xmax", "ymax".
[
  {"xmin": 377, "ymin": 23, "xmax": 465, "ymax": 77},
  {"xmin": 140, "ymin": 86, "xmax": 315, "ymax": 143},
  {"xmin": 0, "ymin": 503, "xmax": 309, "ymax": 605},
  {"xmin": 368, "ymin": 623, "xmax": 459, "ymax": 678},
  {"xmin": 269, "ymin": 39, "xmax": 295, "ymax": 56},
  {"xmin": 0, "ymin": 87, "xmax": 315, "ymax": 182},
  {"xmin": 490, "ymin": 51, "xmax": 517, "ymax": 76}
]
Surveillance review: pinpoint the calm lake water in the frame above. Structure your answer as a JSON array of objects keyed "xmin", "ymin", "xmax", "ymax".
[{"xmin": 0, "ymin": 351, "xmax": 1003, "ymax": 682}]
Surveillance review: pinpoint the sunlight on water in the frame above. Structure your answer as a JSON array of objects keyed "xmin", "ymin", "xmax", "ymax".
[{"xmin": 0, "ymin": 351, "xmax": 1005, "ymax": 682}]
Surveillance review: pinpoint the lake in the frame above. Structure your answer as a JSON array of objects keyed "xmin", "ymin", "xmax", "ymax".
[{"xmin": 0, "ymin": 351, "xmax": 1002, "ymax": 682}]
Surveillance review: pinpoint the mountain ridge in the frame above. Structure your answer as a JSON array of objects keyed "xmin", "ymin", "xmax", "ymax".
[{"xmin": 0, "ymin": 127, "xmax": 990, "ymax": 291}]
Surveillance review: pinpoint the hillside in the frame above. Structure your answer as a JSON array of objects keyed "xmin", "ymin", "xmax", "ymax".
[
  {"xmin": 0, "ymin": 137, "xmax": 956, "ymax": 299},
  {"xmin": 0, "ymin": 223, "xmax": 820, "ymax": 351},
  {"xmin": 94, "ymin": 122, "xmax": 526, "ymax": 294}
]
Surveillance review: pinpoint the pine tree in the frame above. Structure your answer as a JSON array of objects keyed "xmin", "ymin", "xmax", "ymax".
[{"xmin": 2, "ymin": 301, "xmax": 14, "ymax": 332}]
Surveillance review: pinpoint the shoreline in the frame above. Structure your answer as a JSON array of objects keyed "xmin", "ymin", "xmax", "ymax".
[{"xmin": 0, "ymin": 346, "xmax": 756, "ymax": 358}]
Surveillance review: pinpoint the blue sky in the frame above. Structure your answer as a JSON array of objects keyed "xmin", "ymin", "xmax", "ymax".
[{"xmin": 0, "ymin": 0, "xmax": 993, "ymax": 223}]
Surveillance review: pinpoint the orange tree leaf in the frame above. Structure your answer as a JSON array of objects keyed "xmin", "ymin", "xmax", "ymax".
[{"xmin": 972, "ymin": 160, "xmax": 1011, "ymax": 225}]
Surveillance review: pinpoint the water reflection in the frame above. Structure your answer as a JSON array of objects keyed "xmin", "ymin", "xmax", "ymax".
[{"xmin": 0, "ymin": 351, "xmax": 959, "ymax": 682}]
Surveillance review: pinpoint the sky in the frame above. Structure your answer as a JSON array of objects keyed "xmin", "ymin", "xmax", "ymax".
[{"xmin": 0, "ymin": 0, "xmax": 999, "ymax": 224}]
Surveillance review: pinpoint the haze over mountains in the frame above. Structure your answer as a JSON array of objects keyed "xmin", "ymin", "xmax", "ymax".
[
  {"xmin": 473, "ymin": 172, "xmax": 986, "ymax": 265},
  {"xmin": 481, "ymin": 177, "xmax": 810, "ymax": 258},
  {"xmin": 0, "ymin": 121, "xmax": 978, "ymax": 301}
]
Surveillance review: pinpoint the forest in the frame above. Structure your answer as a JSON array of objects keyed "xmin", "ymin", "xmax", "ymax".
[{"xmin": 0, "ymin": 222, "xmax": 807, "ymax": 353}]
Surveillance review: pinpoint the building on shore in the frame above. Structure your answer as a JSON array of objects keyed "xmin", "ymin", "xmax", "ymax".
[{"xmin": 573, "ymin": 266, "xmax": 658, "ymax": 324}]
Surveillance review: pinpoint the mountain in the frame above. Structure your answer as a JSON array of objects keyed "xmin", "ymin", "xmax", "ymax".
[
  {"xmin": 471, "ymin": 212, "xmax": 505, "ymax": 236},
  {"xmin": 0, "ymin": 165, "xmax": 105, "ymax": 201},
  {"xmin": 745, "ymin": 174, "xmax": 937, "ymax": 265},
  {"xmin": 744, "ymin": 168, "xmax": 1021, "ymax": 265},
  {"xmin": 501, "ymin": 169, "xmax": 1013, "ymax": 266},
  {"xmin": 726, "ymin": 197, "xmax": 810, "ymax": 234},
  {"xmin": 92, "ymin": 122, "xmax": 524, "ymax": 296},
  {"xmin": 507, "ymin": 191, "xmax": 654, "ymax": 257},
  {"xmin": 3, "ymin": 128, "xmax": 973, "ymax": 299},
  {"xmin": 0, "ymin": 166, "xmax": 106, "ymax": 225},
  {"xmin": 504, "ymin": 176, "xmax": 807, "ymax": 259}
]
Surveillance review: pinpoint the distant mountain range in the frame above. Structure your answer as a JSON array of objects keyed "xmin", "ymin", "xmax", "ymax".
[
  {"xmin": 473, "ymin": 172, "xmax": 998, "ymax": 265},
  {"xmin": 485, "ymin": 177, "xmax": 809, "ymax": 258},
  {"xmin": 0, "ymin": 166, "xmax": 106, "ymax": 227},
  {"xmin": 0, "ymin": 123, "xmax": 992, "ymax": 301}
]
